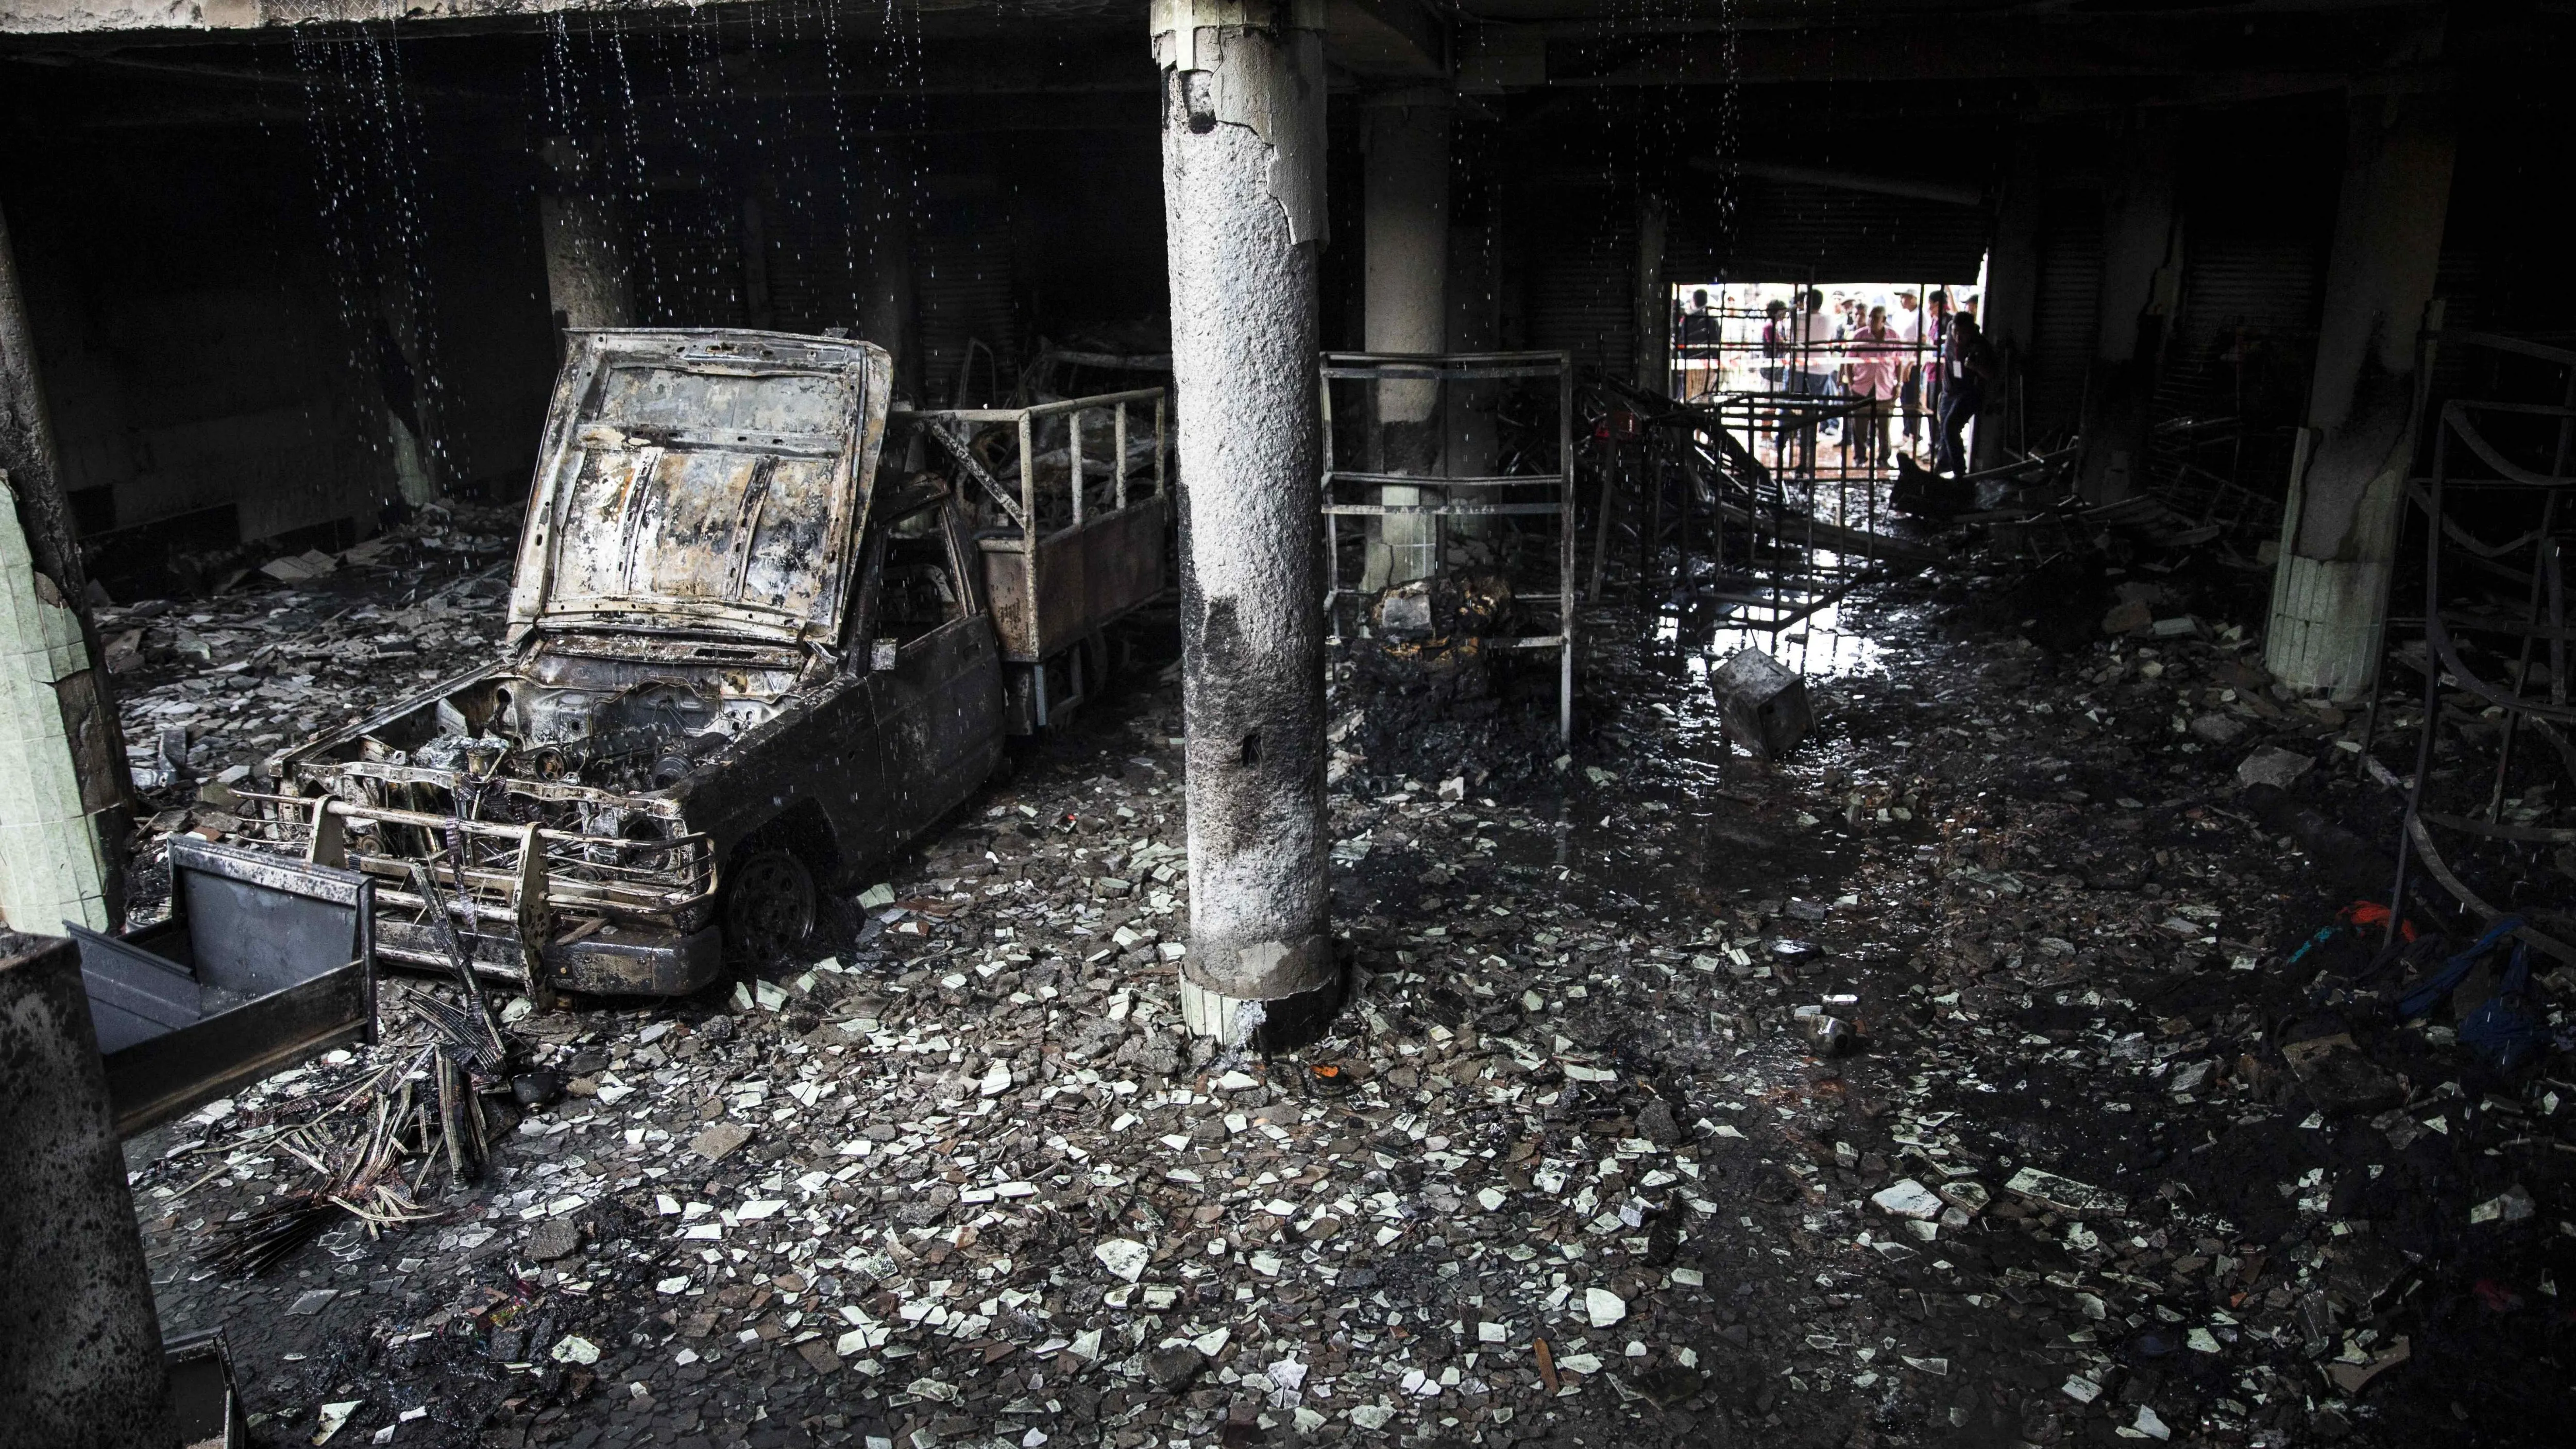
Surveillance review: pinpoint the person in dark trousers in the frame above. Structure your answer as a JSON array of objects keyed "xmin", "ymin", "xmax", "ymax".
[
  {"xmin": 1935, "ymin": 313, "xmax": 1999, "ymax": 475},
  {"xmin": 1677, "ymin": 288, "xmax": 1720, "ymax": 400},
  {"xmin": 1892, "ymin": 291, "xmax": 1923, "ymax": 449},
  {"xmin": 1760, "ymin": 299, "xmax": 1791, "ymax": 465}
]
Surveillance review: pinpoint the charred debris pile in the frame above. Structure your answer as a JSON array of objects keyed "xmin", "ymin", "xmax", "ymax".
[
  {"xmin": 1332, "ymin": 569, "xmax": 1572, "ymax": 796},
  {"xmin": 73, "ymin": 339, "xmax": 2576, "ymax": 1449},
  {"xmin": 115, "ymin": 538, "xmax": 2576, "ymax": 1449}
]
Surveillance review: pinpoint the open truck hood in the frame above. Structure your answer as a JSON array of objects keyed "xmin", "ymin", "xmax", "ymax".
[{"xmin": 507, "ymin": 330, "xmax": 892, "ymax": 653}]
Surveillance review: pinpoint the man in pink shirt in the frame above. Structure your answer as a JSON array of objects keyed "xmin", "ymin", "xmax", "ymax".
[{"xmin": 1843, "ymin": 305, "xmax": 1904, "ymax": 470}]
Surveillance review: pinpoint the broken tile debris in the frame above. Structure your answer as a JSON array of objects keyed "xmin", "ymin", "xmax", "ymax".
[
  {"xmin": 98, "ymin": 502, "xmax": 521, "ymax": 895},
  {"xmin": 112, "ymin": 548, "xmax": 2574, "ymax": 1449}
]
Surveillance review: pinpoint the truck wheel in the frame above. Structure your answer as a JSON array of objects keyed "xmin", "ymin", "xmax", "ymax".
[{"xmin": 725, "ymin": 849, "xmax": 816, "ymax": 962}]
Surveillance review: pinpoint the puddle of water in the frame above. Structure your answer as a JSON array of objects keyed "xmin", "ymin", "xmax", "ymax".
[{"xmin": 1678, "ymin": 597, "xmax": 1889, "ymax": 678}]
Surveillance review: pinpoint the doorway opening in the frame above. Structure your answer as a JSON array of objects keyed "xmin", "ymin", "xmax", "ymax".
[{"xmin": 1670, "ymin": 278, "xmax": 1982, "ymax": 488}]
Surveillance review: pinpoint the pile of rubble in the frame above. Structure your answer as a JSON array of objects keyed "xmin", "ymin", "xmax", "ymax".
[
  {"xmin": 117, "ymin": 554, "xmax": 2570, "ymax": 1449},
  {"xmin": 97, "ymin": 504, "xmax": 519, "ymax": 915}
]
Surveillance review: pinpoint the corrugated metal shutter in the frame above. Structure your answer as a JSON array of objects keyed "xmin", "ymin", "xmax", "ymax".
[
  {"xmin": 916, "ymin": 223, "xmax": 1018, "ymax": 406},
  {"xmin": 2155, "ymin": 236, "xmax": 2326, "ymax": 421},
  {"xmin": 1667, "ymin": 180, "xmax": 1989, "ymax": 283},
  {"xmin": 2152, "ymin": 107, "xmax": 2340, "ymax": 431},
  {"xmin": 1524, "ymin": 193, "xmax": 1635, "ymax": 378},
  {"xmin": 632, "ymin": 190, "xmax": 751, "ymax": 329},
  {"xmin": 760, "ymin": 205, "xmax": 865, "ymax": 335},
  {"xmin": 2025, "ymin": 181, "xmax": 2103, "ymax": 439}
]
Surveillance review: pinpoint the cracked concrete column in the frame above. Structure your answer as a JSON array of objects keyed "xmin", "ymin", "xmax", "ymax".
[
  {"xmin": 1360, "ymin": 86, "xmax": 1451, "ymax": 591},
  {"xmin": 1, "ymin": 198, "xmax": 127, "ymax": 934},
  {"xmin": 2266, "ymin": 84, "xmax": 2456, "ymax": 698},
  {"xmin": 0, "ymin": 932, "xmax": 178, "ymax": 1449},
  {"xmin": 2075, "ymin": 113, "xmax": 2182, "ymax": 504},
  {"xmin": 537, "ymin": 137, "xmax": 636, "ymax": 338},
  {"xmin": 1153, "ymin": 0, "xmax": 1340, "ymax": 1047}
]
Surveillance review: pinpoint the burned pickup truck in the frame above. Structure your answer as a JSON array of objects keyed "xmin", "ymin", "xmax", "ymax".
[{"xmin": 226, "ymin": 329, "xmax": 1167, "ymax": 997}]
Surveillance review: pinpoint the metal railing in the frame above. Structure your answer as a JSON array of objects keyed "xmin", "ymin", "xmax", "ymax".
[
  {"xmin": 2371, "ymin": 329, "xmax": 2576, "ymax": 965},
  {"xmin": 908, "ymin": 387, "xmax": 1168, "ymax": 545},
  {"xmin": 1319, "ymin": 350, "xmax": 1577, "ymax": 744}
]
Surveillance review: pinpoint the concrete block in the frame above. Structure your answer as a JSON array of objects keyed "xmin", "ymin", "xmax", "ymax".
[{"xmin": 1710, "ymin": 646, "xmax": 1812, "ymax": 759}]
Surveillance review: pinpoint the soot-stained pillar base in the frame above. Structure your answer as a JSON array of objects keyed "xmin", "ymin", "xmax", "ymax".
[
  {"xmin": 2266, "ymin": 85, "xmax": 2455, "ymax": 699},
  {"xmin": 0, "ymin": 933, "xmax": 179, "ymax": 1449},
  {"xmin": 1155, "ymin": 0, "xmax": 1340, "ymax": 1048}
]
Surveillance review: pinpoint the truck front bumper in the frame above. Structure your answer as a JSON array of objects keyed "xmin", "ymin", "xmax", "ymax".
[
  {"xmin": 378, "ymin": 917, "xmax": 726, "ymax": 998},
  {"xmin": 546, "ymin": 924, "xmax": 727, "ymax": 997}
]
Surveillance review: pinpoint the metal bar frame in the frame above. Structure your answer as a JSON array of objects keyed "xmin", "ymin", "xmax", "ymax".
[
  {"xmin": 2379, "ymin": 330, "xmax": 2576, "ymax": 964},
  {"xmin": 1318, "ymin": 349, "xmax": 1577, "ymax": 744}
]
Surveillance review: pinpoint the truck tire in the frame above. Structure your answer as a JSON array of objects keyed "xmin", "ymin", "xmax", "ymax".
[{"xmin": 725, "ymin": 848, "xmax": 816, "ymax": 963}]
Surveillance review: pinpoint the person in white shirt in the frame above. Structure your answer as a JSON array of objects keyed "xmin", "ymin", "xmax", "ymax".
[{"xmin": 1777, "ymin": 289, "xmax": 1836, "ymax": 474}]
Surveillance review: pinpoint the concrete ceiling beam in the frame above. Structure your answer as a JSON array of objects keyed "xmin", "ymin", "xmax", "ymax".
[{"xmin": 1320, "ymin": 0, "xmax": 1445, "ymax": 78}]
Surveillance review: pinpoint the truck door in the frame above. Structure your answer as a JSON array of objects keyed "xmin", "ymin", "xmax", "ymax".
[{"xmin": 863, "ymin": 500, "xmax": 1004, "ymax": 841}]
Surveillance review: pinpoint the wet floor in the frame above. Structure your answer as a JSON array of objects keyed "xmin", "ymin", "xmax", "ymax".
[{"xmin": 121, "ymin": 566, "xmax": 2571, "ymax": 1449}]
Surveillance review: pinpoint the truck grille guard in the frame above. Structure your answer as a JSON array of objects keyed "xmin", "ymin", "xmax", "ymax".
[{"xmin": 231, "ymin": 765, "xmax": 719, "ymax": 983}]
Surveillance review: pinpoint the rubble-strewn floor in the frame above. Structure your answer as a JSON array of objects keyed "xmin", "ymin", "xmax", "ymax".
[
  {"xmin": 97, "ymin": 503, "xmax": 522, "ymax": 915},
  {"xmin": 123, "ymin": 565, "xmax": 2573, "ymax": 1449}
]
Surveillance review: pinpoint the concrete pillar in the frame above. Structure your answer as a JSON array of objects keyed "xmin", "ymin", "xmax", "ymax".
[
  {"xmin": 1633, "ymin": 192, "xmax": 1668, "ymax": 397},
  {"xmin": 1975, "ymin": 133, "xmax": 2044, "ymax": 471},
  {"xmin": 1360, "ymin": 86, "xmax": 1451, "ymax": 591},
  {"xmin": 374, "ymin": 297, "xmax": 442, "ymax": 509},
  {"xmin": 2075, "ymin": 114, "xmax": 2182, "ymax": 504},
  {"xmin": 1153, "ymin": 0, "xmax": 1339, "ymax": 1047},
  {"xmin": 854, "ymin": 173, "xmax": 920, "ymax": 403},
  {"xmin": 0, "ymin": 932, "xmax": 178, "ymax": 1449},
  {"xmin": 1444, "ymin": 208, "xmax": 1503, "ymax": 566},
  {"xmin": 2266, "ymin": 86, "xmax": 2455, "ymax": 698},
  {"xmin": 537, "ymin": 138, "xmax": 636, "ymax": 337},
  {"xmin": 0, "ymin": 200, "xmax": 127, "ymax": 934}
]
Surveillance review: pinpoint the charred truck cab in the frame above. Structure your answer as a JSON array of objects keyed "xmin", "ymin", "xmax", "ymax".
[{"xmin": 227, "ymin": 330, "xmax": 1166, "ymax": 998}]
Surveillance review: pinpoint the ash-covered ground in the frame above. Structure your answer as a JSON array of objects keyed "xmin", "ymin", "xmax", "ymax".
[{"xmin": 123, "ymin": 564, "xmax": 2573, "ymax": 1449}]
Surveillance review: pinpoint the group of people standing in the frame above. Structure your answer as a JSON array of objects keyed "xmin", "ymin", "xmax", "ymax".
[{"xmin": 1673, "ymin": 284, "xmax": 1999, "ymax": 478}]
